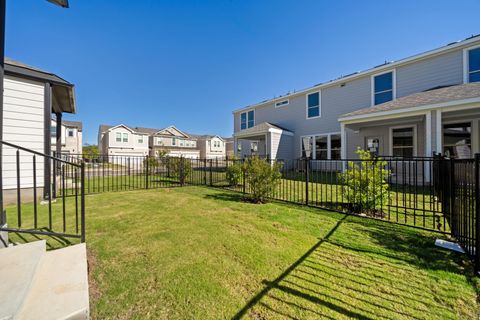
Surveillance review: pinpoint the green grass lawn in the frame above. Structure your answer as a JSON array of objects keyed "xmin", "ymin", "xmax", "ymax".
[{"xmin": 6, "ymin": 186, "xmax": 479, "ymax": 319}]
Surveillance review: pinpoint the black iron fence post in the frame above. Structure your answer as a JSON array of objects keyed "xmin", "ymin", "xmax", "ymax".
[
  {"xmin": 242, "ymin": 160, "xmax": 246, "ymax": 194},
  {"xmin": 209, "ymin": 159, "xmax": 213, "ymax": 186},
  {"xmin": 80, "ymin": 161, "xmax": 86, "ymax": 243},
  {"xmin": 475, "ymin": 153, "xmax": 480, "ymax": 275},
  {"xmin": 305, "ymin": 159, "xmax": 309, "ymax": 206},
  {"xmin": 145, "ymin": 156, "xmax": 149, "ymax": 189}
]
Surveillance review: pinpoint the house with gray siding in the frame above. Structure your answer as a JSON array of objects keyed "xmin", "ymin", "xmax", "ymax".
[{"xmin": 232, "ymin": 34, "xmax": 480, "ymax": 164}]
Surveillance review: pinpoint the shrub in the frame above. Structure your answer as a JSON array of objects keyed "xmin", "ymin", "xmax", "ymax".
[
  {"xmin": 226, "ymin": 161, "xmax": 243, "ymax": 186},
  {"xmin": 243, "ymin": 157, "xmax": 282, "ymax": 203},
  {"xmin": 339, "ymin": 148, "xmax": 391, "ymax": 214},
  {"xmin": 169, "ymin": 157, "xmax": 192, "ymax": 185}
]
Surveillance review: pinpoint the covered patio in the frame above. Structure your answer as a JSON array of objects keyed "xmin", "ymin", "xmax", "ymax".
[
  {"xmin": 233, "ymin": 122, "xmax": 294, "ymax": 161},
  {"xmin": 339, "ymin": 83, "xmax": 480, "ymax": 160}
]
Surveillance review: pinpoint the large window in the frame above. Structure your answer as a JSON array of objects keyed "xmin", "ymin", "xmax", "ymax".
[
  {"xmin": 240, "ymin": 110, "xmax": 255, "ymax": 130},
  {"xmin": 330, "ymin": 134, "xmax": 341, "ymax": 160},
  {"xmin": 307, "ymin": 92, "xmax": 320, "ymax": 119},
  {"xmin": 468, "ymin": 47, "xmax": 480, "ymax": 83},
  {"xmin": 373, "ymin": 71, "xmax": 394, "ymax": 105},
  {"xmin": 392, "ymin": 127, "xmax": 414, "ymax": 157},
  {"xmin": 315, "ymin": 136, "xmax": 328, "ymax": 160},
  {"xmin": 116, "ymin": 132, "xmax": 122, "ymax": 142},
  {"xmin": 302, "ymin": 134, "xmax": 341, "ymax": 159},
  {"xmin": 443, "ymin": 122, "xmax": 471, "ymax": 159}
]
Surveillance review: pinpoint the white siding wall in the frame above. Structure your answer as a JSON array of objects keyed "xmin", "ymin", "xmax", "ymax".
[{"xmin": 2, "ymin": 76, "xmax": 45, "ymax": 189}]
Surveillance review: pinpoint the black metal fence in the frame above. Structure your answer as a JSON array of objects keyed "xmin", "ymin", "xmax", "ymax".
[
  {"xmin": 52, "ymin": 153, "xmax": 479, "ymax": 273},
  {"xmin": 0, "ymin": 141, "xmax": 85, "ymax": 243}
]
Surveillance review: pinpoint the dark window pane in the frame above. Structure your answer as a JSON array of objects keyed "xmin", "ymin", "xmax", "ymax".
[
  {"xmin": 331, "ymin": 149, "xmax": 341, "ymax": 160},
  {"xmin": 469, "ymin": 48, "xmax": 480, "ymax": 72},
  {"xmin": 308, "ymin": 92, "xmax": 319, "ymax": 107},
  {"xmin": 331, "ymin": 135, "xmax": 341, "ymax": 149},
  {"xmin": 470, "ymin": 71, "xmax": 480, "ymax": 83},
  {"xmin": 392, "ymin": 147, "xmax": 413, "ymax": 157},
  {"xmin": 443, "ymin": 122, "xmax": 472, "ymax": 158},
  {"xmin": 308, "ymin": 106, "xmax": 319, "ymax": 118},
  {"xmin": 316, "ymin": 150, "xmax": 328, "ymax": 160},
  {"xmin": 315, "ymin": 136, "xmax": 327, "ymax": 149},
  {"xmin": 374, "ymin": 91, "xmax": 393, "ymax": 105},
  {"xmin": 374, "ymin": 72, "xmax": 393, "ymax": 93}
]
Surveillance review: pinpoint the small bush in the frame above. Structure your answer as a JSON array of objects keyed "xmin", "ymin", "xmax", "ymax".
[
  {"xmin": 226, "ymin": 161, "xmax": 243, "ymax": 186},
  {"xmin": 244, "ymin": 157, "xmax": 282, "ymax": 203},
  {"xmin": 339, "ymin": 148, "xmax": 391, "ymax": 214},
  {"xmin": 169, "ymin": 157, "xmax": 192, "ymax": 185}
]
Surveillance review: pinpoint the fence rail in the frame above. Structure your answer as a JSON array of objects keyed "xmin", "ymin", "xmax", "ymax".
[
  {"xmin": 52, "ymin": 153, "xmax": 479, "ymax": 273},
  {"xmin": 0, "ymin": 141, "xmax": 85, "ymax": 243}
]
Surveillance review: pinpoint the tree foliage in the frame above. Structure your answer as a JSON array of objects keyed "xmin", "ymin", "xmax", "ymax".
[{"xmin": 243, "ymin": 157, "xmax": 282, "ymax": 203}]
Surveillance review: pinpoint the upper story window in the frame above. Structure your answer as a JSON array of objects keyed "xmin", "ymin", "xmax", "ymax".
[
  {"xmin": 67, "ymin": 129, "xmax": 74, "ymax": 137},
  {"xmin": 122, "ymin": 133, "xmax": 128, "ymax": 142},
  {"xmin": 373, "ymin": 71, "xmax": 394, "ymax": 105},
  {"xmin": 172, "ymin": 138, "xmax": 176, "ymax": 146},
  {"xmin": 116, "ymin": 132, "xmax": 121, "ymax": 142},
  {"xmin": 306, "ymin": 92, "xmax": 320, "ymax": 119},
  {"xmin": 138, "ymin": 136, "xmax": 144, "ymax": 143},
  {"xmin": 51, "ymin": 126, "xmax": 57, "ymax": 138},
  {"xmin": 467, "ymin": 47, "xmax": 480, "ymax": 83},
  {"xmin": 275, "ymin": 99, "xmax": 289, "ymax": 108},
  {"xmin": 240, "ymin": 110, "xmax": 254, "ymax": 130}
]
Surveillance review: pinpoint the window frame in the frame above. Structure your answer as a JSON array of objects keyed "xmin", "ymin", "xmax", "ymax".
[
  {"xmin": 371, "ymin": 70, "xmax": 396, "ymax": 106},
  {"xmin": 122, "ymin": 133, "xmax": 128, "ymax": 143},
  {"xmin": 138, "ymin": 135, "xmax": 144, "ymax": 144},
  {"xmin": 240, "ymin": 109, "xmax": 255, "ymax": 130},
  {"xmin": 389, "ymin": 125, "xmax": 417, "ymax": 157},
  {"xmin": 300, "ymin": 132, "xmax": 341, "ymax": 159},
  {"xmin": 463, "ymin": 44, "xmax": 480, "ymax": 83},
  {"xmin": 67, "ymin": 129, "xmax": 74, "ymax": 137},
  {"xmin": 305, "ymin": 91, "xmax": 321, "ymax": 119},
  {"xmin": 275, "ymin": 99, "xmax": 289, "ymax": 108},
  {"xmin": 115, "ymin": 132, "xmax": 122, "ymax": 142}
]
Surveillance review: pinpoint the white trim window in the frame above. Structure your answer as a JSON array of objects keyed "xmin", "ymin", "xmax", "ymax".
[
  {"xmin": 240, "ymin": 110, "xmax": 255, "ymax": 130},
  {"xmin": 391, "ymin": 126, "xmax": 415, "ymax": 157},
  {"xmin": 138, "ymin": 135, "xmax": 144, "ymax": 143},
  {"xmin": 372, "ymin": 71, "xmax": 395, "ymax": 105},
  {"xmin": 67, "ymin": 129, "xmax": 74, "ymax": 137},
  {"xmin": 116, "ymin": 132, "xmax": 122, "ymax": 142},
  {"xmin": 302, "ymin": 133, "xmax": 341, "ymax": 159},
  {"xmin": 306, "ymin": 92, "xmax": 321, "ymax": 119},
  {"xmin": 172, "ymin": 137, "xmax": 176, "ymax": 146},
  {"xmin": 467, "ymin": 47, "xmax": 480, "ymax": 83},
  {"xmin": 122, "ymin": 133, "xmax": 128, "ymax": 143},
  {"xmin": 275, "ymin": 99, "xmax": 289, "ymax": 108}
]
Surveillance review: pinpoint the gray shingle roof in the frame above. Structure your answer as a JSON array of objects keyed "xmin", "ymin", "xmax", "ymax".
[
  {"xmin": 63, "ymin": 120, "xmax": 82, "ymax": 130},
  {"xmin": 234, "ymin": 122, "xmax": 293, "ymax": 136},
  {"xmin": 340, "ymin": 83, "xmax": 480, "ymax": 119}
]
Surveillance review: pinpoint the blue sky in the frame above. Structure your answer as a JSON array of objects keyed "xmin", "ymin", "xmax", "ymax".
[{"xmin": 5, "ymin": 0, "xmax": 480, "ymax": 144}]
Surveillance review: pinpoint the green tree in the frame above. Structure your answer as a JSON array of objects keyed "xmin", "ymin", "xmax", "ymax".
[
  {"xmin": 339, "ymin": 148, "xmax": 391, "ymax": 214},
  {"xmin": 169, "ymin": 157, "xmax": 192, "ymax": 185},
  {"xmin": 82, "ymin": 145, "xmax": 99, "ymax": 161}
]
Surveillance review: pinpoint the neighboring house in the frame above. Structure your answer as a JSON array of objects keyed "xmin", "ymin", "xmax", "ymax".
[
  {"xmin": 1, "ymin": 57, "xmax": 76, "ymax": 202},
  {"xmin": 51, "ymin": 120, "xmax": 83, "ymax": 155},
  {"xmin": 232, "ymin": 34, "xmax": 480, "ymax": 162},
  {"xmin": 194, "ymin": 135, "xmax": 226, "ymax": 159},
  {"xmin": 98, "ymin": 124, "xmax": 150, "ymax": 157},
  {"xmin": 97, "ymin": 124, "xmax": 201, "ymax": 159},
  {"xmin": 147, "ymin": 126, "xmax": 200, "ymax": 159}
]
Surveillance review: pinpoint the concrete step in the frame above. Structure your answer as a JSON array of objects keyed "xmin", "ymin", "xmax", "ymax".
[
  {"xmin": 16, "ymin": 243, "xmax": 90, "ymax": 320},
  {"xmin": 0, "ymin": 241, "xmax": 46, "ymax": 320}
]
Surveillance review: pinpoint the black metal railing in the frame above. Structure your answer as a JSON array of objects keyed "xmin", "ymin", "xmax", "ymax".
[
  {"xmin": 56, "ymin": 153, "xmax": 479, "ymax": 274},
  {"xmin": 0, "ymin": 141, "xmax": 85, "ymax": 243}
]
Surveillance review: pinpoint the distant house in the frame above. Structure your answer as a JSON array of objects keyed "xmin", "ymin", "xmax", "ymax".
[
  {"xmin": 147, "ymin": 126, "xmax": 200, "ymax": 159},
  {"xmin": 194, "ymin": 135, "xmax": 226, "ymax": 159},
  {"xmin": 97, "ymin": 124, "xmax": 149, "ymax": 157},
  {"xmin": 225, "ymin": 137, "xmax": 234, "ymax": 157},
  {"xmin": 51, "ymin": 120, "xmax": 83, "ymax": 155},
  {"xmin": 1, "ymin": 57, "xmax": 76, "ymax": 201}
]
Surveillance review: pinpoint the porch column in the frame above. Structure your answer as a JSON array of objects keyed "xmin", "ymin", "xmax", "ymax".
[
  {"xmin": 55, "ymin": 112, "xmax": 62, "ymax": 157},
  {"xmin": 340, "ymin": 123, "xmax": 347, "ymax": 159},
  {"xmin": 43, "ymin": 83, "xmax": 52, "ymax": 200},
  {"xmin": 435, "ymin": 109, "xmax": 442, "ymax": 154},
  {"xmin": 425, "ymin": 111, "xmax": 432, "ymax": 157}
]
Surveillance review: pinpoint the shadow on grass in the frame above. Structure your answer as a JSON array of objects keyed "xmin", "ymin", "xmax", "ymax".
[
  {"xmin": 231, "ymin": 213, "xmax": 478, "ymax": 319},
  {"xmin": 7, "ymin": 227, "xmax": 75, "ymax": 250}
]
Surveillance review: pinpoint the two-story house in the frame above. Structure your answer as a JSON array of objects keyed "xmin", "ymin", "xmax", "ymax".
[
  {"xmin": 232, "ymin": 34, "xmax": 480, "ymax": 162},
  {"xmin": 193, "ymin": 135, "xmax": 226, "ymax": 159},
  {"xmin": 147, "ymin": 126, "xmax": 200, "ymax": 159},
  {"xmin": 98, "ymin": 124, "xmax": 150, "ymax": 157},
  {"xmin": 51, "ymin": 120, "xmax": 82, "ymax": 155}
]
